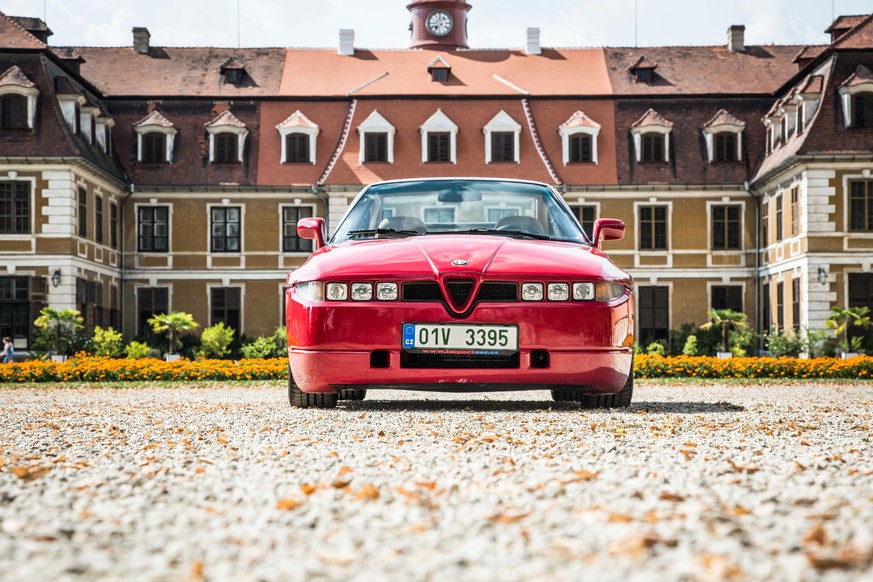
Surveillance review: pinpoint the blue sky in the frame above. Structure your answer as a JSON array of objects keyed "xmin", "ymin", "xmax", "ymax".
[{"xmin": 2, "ymin": 0, "xmax": 871, "ymax": 49}]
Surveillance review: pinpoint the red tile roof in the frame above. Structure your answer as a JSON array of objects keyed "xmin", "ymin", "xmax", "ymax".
[
  {"xmin": 632, "ymin": 109, "xmax": 673, "ymax": 129},
  {"xmin": 278, "ymin": 48, "xmax": 613, "ymax": 97},
  {"xmin": 0, "ymin": 65, "xmax": 35, "ymax": 87},
  {"xmin": 798, "ymin": 74, "xmax": 823, "ymax": 95},
  {"xmin": 0, "ymin": 11, "xmax": 46, "ymax": 50},
  {"xmin": 830, "ymin": 14, "xmax": 873, "ymax": 49},
  {"xmin": 70, "ymin": 47, "xmax": 286, "ymax": 97},
  {"xmin": 605, "ymin": 45, "xmax": 804, "ymax": 95},
  {"xmin": 825, "ymin": 15, "xmax": 869, "ymax": 33},
  {"xmin": 703, "ymin": 109, "xmax": 745, "ymax": 129},
  {"xmin": 840, "ymin": 64, "xmax": 873, "ymax": 88},
  {"xmin": 134, "ymin": 110, "xmax": 175, "ymax": 129},
  {"xmin": 206, "ymin": 110, "xmax": 246, "ymax": 129}
]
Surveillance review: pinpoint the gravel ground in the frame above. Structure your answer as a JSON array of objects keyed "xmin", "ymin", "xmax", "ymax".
[{"xmin": 1, "ymin": 382, "xmax": 872, "ymax": 582}]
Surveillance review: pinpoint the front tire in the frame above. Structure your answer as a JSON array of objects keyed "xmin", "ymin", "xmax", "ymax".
[
  {"xmin": 338, "ymin": 389, "xmax": 367, "ymax": 401},
  {"xmin": 288, "ymin": 366, "xmax": 338, "ymax": 409},
  {"xmin": 551, "ymin": 360, "xmax": 634, "ymax": 409}
]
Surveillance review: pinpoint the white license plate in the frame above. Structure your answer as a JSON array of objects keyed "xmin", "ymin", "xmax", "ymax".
[{"xmin": 402, "ymin": 323, "xmax": 518, "ymax": 355}]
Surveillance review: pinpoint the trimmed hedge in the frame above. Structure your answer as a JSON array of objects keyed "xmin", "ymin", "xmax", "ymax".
[{"xmin": 1, "ymin": 354, "xmax": 871, "ymax": 383}]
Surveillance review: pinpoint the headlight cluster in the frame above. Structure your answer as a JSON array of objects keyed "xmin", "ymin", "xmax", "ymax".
[
  {"xmin": 522, "ymin": 282, "xmax": 627, "ymax": 302},
  {"xmin": 295, "ymin": 281, "xmax": 400, "ymax": 302}
]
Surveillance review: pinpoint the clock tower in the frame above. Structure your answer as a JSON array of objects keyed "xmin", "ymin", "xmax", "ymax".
[{"xmin": 408, "ymin": 0, "xmax": 471, "ymax": 50}]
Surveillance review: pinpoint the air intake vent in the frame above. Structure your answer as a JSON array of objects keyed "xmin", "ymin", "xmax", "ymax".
[
  {"xmin": 402, "ymin": 282, "xmax": 518, "ymax": 303},
  {"xmin": 446, "ymin": 279, "xmax": 475, "ymax": 307}
]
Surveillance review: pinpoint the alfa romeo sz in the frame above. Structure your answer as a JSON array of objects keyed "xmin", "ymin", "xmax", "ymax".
[{"xmin": 285, "ymin": 178, "xmax": 635, "ymax": 408}]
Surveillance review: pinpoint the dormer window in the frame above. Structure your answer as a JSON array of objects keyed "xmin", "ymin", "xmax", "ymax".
[
  {"xmin": 631, "ymin": 109, "xmax": 672, "ymax": 163},
  {"xmin": 133, "ymin": 110, "xmax": 177, "ymax": 163},
  {"xmin": 838, "ymin": 65, "xmax": 873, "ymax": 128},
  {"xmin": 559, "ymin": 111, "xmax": 601, "ymax": 165},
  {"xmin": 0, "ymin": 66, "xmax": 39, "ymax": 130},
  {"xmin": 205, "ymin": 110, "xmax": 248, "ymax": 164},
  {"xmin": 220, "ymin": 57, "xmax": 246, "ymax": 86},
  {"xmin": 357, "ymin": 110, "xmax": 395, "ymax": 164},
  {"xmin": 629, "ymin": 56, "xmax": 657, "ymax": 84},
  {"xmin": 427, "ymin": 56, "xmax": 451, "ymax": 83},
  {"xmin": 483, "ymin": 111, "xmax": 522, "ymax": 164},
  {"xmin": 420, "ymin": 109, "xmax": 458, "ymax": 163},
  {"xmin": 276, "ymin": 110, "xmax": 319, "ymax": 164},
  {"xmin": 702, "ymin": 109, "xmax": 745, "ymax": 163}
]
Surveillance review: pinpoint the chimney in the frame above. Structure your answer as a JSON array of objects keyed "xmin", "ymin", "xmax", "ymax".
[
  {"xmin": 338, "ymin": 29, "xmax": 355, "ymax": 56},
  {"xmin": 727, "ymin": 25, "xmax": 745, "ymax": 52},
  {"xmin": 133, "ymin": 27, "xmax": 150, "ymax": 54},
  {"xmin": 525, "ymin": 28, "xmax": 541, "ymax": 55}
]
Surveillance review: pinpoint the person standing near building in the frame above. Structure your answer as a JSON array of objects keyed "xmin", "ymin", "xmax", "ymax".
[{"xmin": 1, "ymin": 337, "xmax": 13, "ymax": 363}]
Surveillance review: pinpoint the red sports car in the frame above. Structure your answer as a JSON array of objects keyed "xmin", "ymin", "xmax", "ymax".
[{"xmin": 285, "ymin": 178, "xmax": 635, "ymax": 408}]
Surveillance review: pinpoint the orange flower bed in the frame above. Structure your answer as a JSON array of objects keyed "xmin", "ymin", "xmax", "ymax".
[
  {"xmin": 2, "ymin": 354, "xmax": 872, "ymax": 383},
  {"xmin": 0, "ymin": 355, "xmax": 287, "ymax": 383}
]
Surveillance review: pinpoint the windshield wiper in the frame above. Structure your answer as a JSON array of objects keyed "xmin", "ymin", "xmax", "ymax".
[
  {"xmin": 348, "ymin": 228, "xmax": 422, "ymax": 238},
  {"xmin": 460, "ymin": 228, "xmax": 553, "ymax": 241}
]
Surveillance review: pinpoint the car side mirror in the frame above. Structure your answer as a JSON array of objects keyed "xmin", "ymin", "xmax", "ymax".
[
  {"xmin": 591, "ymin": 218, "xmax": 625, "ymax": 248},
  {"xmin": 297, "ymin": 217, "xmax": 326, "ymax": 249}
]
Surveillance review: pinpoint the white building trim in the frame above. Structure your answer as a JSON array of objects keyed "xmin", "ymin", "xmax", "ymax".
[
  {"xmin": 558, "ymin": 111, "xmax": 601, "ymax": 165},
  {"xmin": 357, "ymin": 110, "xmax": 395, "ymax": 164},
  {"xmin": 483, "ymin": 110, "xmax": 522, "ymax": 164},
  {"xmin": 276, "ymin": 110, "xmax": 319, "ymax": 164},
  {"xmin": 419, "ymin": 109, "xmax": 458, "ymax": 164}
]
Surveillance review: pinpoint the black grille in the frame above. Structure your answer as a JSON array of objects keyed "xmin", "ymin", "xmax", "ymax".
[
  {"xmin": 401, "ymin": 351, "xmax": 520, "ymax": 369},
  {"xmin": 402, "ymin": 282, "xmax": 518, "ymax": 303},
  {"xmin": 446, "ymin": 279, "xmax": 475, "ymax": 306}
]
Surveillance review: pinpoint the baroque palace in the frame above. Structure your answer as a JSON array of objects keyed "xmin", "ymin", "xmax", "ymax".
[{"xmin": 1, "ymin": 1, "xmax": 873, "ymax": 351}]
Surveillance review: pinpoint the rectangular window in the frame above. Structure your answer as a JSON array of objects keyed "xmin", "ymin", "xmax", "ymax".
[
  {"xmin": 427, "ymin": 132, "xmax": 451, "ymax": 163},
  {"xmin": 0, "ymin": 181, "xmax": 30, "ymax": 234},
  {"xmin": 762, "ymin": 282, "xmax": 771, "ymax": 332},
  {"xmin": 569, "ymin": 134, "xmax": 592, "ymax": 163},
  {"xmin": 714, "ymin": 133, "xmax": 737, "ymax": 162},
  {"xmin": 0, "ymin": 277, "xmax": 30, "ymax": 349},
  {"xmin": 78, "ymin": 187, "xmax": 87, "ymax": 238},
  {"xmin": 849, "ymin": 180, "xmax": 873, "ymax": 232},
  {"xmin": 95, "ymin": 196, "xmax": 104, "ymax": 245},
  {"xmin": 137, "ymin": 287, "xmax": 169, "ymax": 336},
  {"xmin": 211, "ymin": 206, "xmax": 241, "ymax": 252},
  {"xmin": 137, "ymin": 206, "xmax": 169, "ymax": 252},
  {"xmin": 364, "ymin": 133, "xmax": 388, "ymax": 162},
  {"xmin": 110, "ymin": 285, "xmax": 120, "ymax": 329},
  {"xmin": 285, "ymin": 134, "xmax": 310, "ymax": 163},
  {"xmin": 639, "ymin": 205, "xmax": 668, "ymax": 250},
  {"xmin": 573, "ymin": 205, "xmax": 597, "ymax": 237},
  {"xmin": 110, "ymin": 202, "xmax": 118, "ymax": 249},
  {"xmin": 792, "ymin": 277, "xmax": 801, "ymax": 332},
  {"xmin": 1, "ymin": 95, "xmax": 28, "ymax": 129},
  {"xmin": 711, "ymin": 285, "xmax": 743, "ymax": 312},
  {"xmin": 211, "ymin": 287, "xmax": 241, "ymax": 333},
  {"xmin": 848, "ymin": 273, "xmax": 873, "ymax": 348},
  {"xmin": 775, "ymin": 194, "xmax": 783, "ymax": 241},
  {"xmin": 214, "ymin": 133, "xmax": 238, "ymax": 163},
  {"xmin": 776, "ymin": 282, "xmax": 785, "ymax": 332},
  {"xmin": 142, "ymin": 133, "xmax": 166, "ymax": 163},
  {"xmin": 490, "ymin": 132, "xmax": 515, "ymax": 162},
  {"xmin": 641, "ymin": 134, "xmax": 664, "ymax": 162},
  {"xmin": 712, "ymin": 204, "xmax": 741, "ymax": 250},
  {"xmin": 854, "ymin": 94, "xmax": 873, "ymax": 128},
  {"xmin": 424, "ymin": 207, "xmax": 456, "ymax": 223},
  {"xmin": 282, "ymin": 206, "xmax": 314, "ymax": 253},
  {"xmin": 638, "ymin": 286, "xmax": 669, "ymax": 343},
  {"xmin": 431, "ymin": 68, "xmax": 448, "ymax": 82},
  {"xmin": 762, "ymin": 199, "xmax": 769, "ymax": 246},
  {"xmin": 790, "ymin": 187, "xmax": 799, "ymax": 236}
]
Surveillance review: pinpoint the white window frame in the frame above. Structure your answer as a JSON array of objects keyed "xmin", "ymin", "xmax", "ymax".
[
  {"xmin": 80, "ymin": 105, "xmax": 99, "ymax": 144},
  {"xmin": 56, "ymin": 94, "xmax": 85, "ymax": 134},
  {"xmin": 0, "ymin": 69, "xmax": 39, "ymax": 129},
  {"xmin": 422, "ymin": 206, "xmax": 457, "ymax": 224},
  {"xmin": 559, "ymin": 111, "xmax": 601, "ymax": 165},
  {"xmin": 134, "ymin": 201, "xmax": 174, "ymax": 255},
  {"xmin": 839, "ymin": 82, "xmax": 873, "ymax": 128},
  {"xmin": 483, "ymin": 110, "xmax": 522, "ymax": 164},
  {"xmin": 357, "ymin": 110, "xmax": 395, "ymax": 164},
  {"xmin": 420, "ymin": 109, "xmax": 458, "ymax": 164},
  {"xmin": 277, "ymin": 111, "xmax": 319, "ymax": 165},
  {"xmin": 134, "ymin": 112, "xmax": 177, "ymax": 163},
  {"xmin": 206, "ymin": 202, "xmax": 245, "ymax": 255},
  {"xmin": 633, "ymin": 200, "xmax": 673, "ymax": 254},
  {"xmin": 706, "ymin": 199, "xmax": 747, "ymax": 253},
  {"xmin": 207, "ymin": 127, "xmax": 248, "ymax": 163},
  {"xmin": 0, "ymin": 176, "xmax": 36, "ymax": 240},
  {"xmin": 278, "ymin": 202, "xmax": 317, "ymax": 255},
  {"xmin": 631, "ymin": 126, "xmax": 671, "ymax": 163},
  {"xmin": 702, "ymin": 126, "xmax": 744, "ymax": 163},
  {"xmin": 95, "ymin": 117, "xmax": 114, "ymax": 153}
]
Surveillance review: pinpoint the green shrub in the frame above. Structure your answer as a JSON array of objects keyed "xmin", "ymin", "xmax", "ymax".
[
  {"xmin": 646, "ymin": 341, "xmax": 666, "ymax": 356},
  {"xmin": 682, "ymin": 335, "xmax": 698, "ymax": 356},
  {"xmin": 241, "ymin": 336, "xmax": 279, "ymax": 359},
  {"xmin": 766, "ymin": 329, "xmax": 806, "ymax": 358},
  {"xmin": 199, "ymin": 323, "xmax": 234, "ymax": 359},
  {"xmin": 92, "ymin": 326, "xmax": 124, "ymax": 358},
  {"xmin": 125, "ymin": 341, "xmax": 152, "ymax": 359}
]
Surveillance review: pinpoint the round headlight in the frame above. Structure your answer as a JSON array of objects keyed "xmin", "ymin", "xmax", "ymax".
[
  {"xmin": 573, "ymin": 283, "xmax": 595, "ymax": 301},
  {"xmin": 522, "ymin": 283, "xmax": 544, "ymax": 301}
]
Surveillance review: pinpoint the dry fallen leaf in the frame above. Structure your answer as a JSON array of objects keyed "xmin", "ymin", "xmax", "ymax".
[
  {"xmin": 804, "ymin": 523, "xmax": 829, "ymax": 546},
  {"xmin": 659, "ymin": 492, "xmax": 685, "ymax": 503},
  {"xmin": 9, "ymin": 465, "xmax": 52, "ymax": 482},
  {"xmin": 355, "ymin": 484, "xmax": 380, "ymax": 501},
  {"xmin": 727, "ymin": 459, "xmax": 760, "ymax": 474},
  {"xmin": 276, "ymin": 498, "xmax": 302, "ymax": 511},
  {"xmin": 560, "ymin": 469, "xmax": 599, "ymax": 485},
  {"xmin": 190, "ymin": 560, "xmax": 204, "ymax": 581},
  {"xmin": 608, "ymin": 512, "xmax": 634, "ymax": 523},
  {"xmin": 301, "ymin": 483, "xmax": 317, "ymax": 496},
  {"xmin": 489, "ymin": 512, "xmax": 530, "ymax": 524}
]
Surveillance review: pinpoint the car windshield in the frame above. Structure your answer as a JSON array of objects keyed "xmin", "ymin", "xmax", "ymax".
[{"xmin": 332, "ymin": 179, "xmax": 589, "ymax": 244}]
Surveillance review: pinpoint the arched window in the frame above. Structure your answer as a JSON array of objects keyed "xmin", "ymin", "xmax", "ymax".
[
  {"xmin": 630, "ymin": 109, "xmax": 672, "ymax": 163},
  {"xmin": 276, "ymin": 111, "xmax": 319, "ymax": 164},
  {"xmin": 141, "ymin": 133, "xmax": 166, "ymax": 163}
]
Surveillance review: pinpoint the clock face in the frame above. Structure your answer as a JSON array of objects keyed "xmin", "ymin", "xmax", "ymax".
[{"xmin": 426, "ymin": 10, "xmax": 453, "ymax": 37}]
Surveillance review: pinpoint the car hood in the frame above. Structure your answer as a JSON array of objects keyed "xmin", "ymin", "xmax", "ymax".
[{"xmin": 288, "ymin": 235, "xmax": 629, "ymax": 284}]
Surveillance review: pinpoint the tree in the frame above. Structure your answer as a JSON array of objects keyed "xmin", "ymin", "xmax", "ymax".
[
  {"xmin": 700, "ymin": 309, "xmax": 747, "ymax": 353},
  {"xmin": 34, "ymin": 307, "xmax": 84, "ymax": 356},
  {"xmin": 825, "ymin": 306, "xmax": 871, "ymax": 353},
  {"xmin": 147, "ymin": 312, "xmax": 199, "ymax": 355}
]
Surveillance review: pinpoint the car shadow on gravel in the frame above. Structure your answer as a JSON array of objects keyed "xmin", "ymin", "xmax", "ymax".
[{"xmin": 339, "ymin": 400, "xmax": 745, "ymax": 413}]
